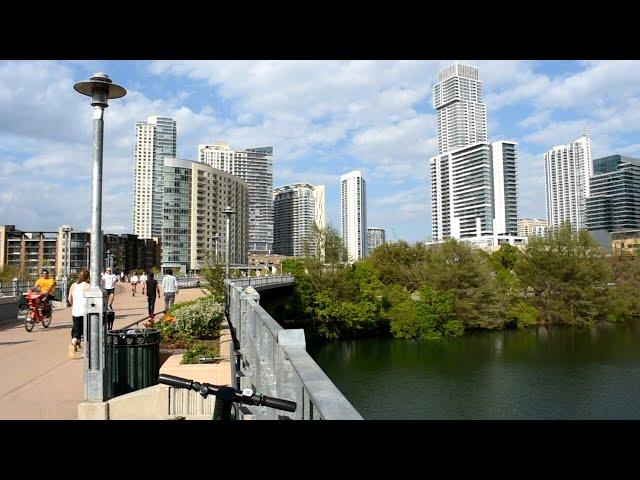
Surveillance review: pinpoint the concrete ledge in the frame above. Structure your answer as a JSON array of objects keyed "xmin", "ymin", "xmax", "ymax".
[{"xmin": 78, "ymin": 400, "xmax": 109, "ymax": 420}]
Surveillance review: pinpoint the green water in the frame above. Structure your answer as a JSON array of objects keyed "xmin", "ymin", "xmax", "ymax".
[{"xmin": 307, "ymin": 322, "xmax": 640, "ymax": 419}]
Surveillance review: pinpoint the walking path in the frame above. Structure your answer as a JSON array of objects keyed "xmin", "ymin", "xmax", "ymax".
[{"xmin": 0, "ymin": 285, "xmax": 206, "ymax": 419}]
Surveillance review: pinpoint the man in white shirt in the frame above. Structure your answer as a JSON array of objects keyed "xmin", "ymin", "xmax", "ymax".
[
  {"xmin": 101, "ymin": 267, "xmax": 118, "ymax": 310},
  {"xmin": 131, "ymin": 273, "xmax": 139, "ymax": 296},
  {"xmin": 139, "ymin": 272, "xmax": 148, "ymax": 285},
  {"xmin": 161, "ymin": 269, "xmax": 179, "ymax": 310}
]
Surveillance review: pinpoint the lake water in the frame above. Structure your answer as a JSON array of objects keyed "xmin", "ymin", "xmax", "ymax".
[{"xmin": 307, "ymin": 322, "xmax": 640, "ymax": 419}]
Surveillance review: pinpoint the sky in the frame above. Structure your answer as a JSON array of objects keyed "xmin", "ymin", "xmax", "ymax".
[{"xmin": 2, "ymin": 60, "xmax": 640, "ymax": 242}]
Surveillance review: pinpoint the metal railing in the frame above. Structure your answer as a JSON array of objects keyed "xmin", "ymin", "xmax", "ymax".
[
  {"xmin": 229, "ymin": 274, "xmax": 294, "ymax": 291},
  {"xmin": 225, "ymin": 276, "xmax": 363, "ymax": 420}
]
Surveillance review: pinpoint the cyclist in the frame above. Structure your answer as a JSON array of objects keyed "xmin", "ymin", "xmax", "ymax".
[{"xmin": 33, "ymin": 268, "xmax": 56, "ymax": 317}]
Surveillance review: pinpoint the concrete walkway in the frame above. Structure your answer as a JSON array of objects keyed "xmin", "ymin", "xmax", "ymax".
[{"xmin": 0, "ymin": 285, "xmax": 206, "ymax": 419}]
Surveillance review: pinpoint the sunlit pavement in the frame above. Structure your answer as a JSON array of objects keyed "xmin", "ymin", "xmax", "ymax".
[{"xmin": 0, "ymin": 285, "xmax": 206, "ymax": 419}]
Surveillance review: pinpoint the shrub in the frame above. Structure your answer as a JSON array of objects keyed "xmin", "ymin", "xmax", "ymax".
[
  {"xmin": 181, "ymin": 341, "xmax": 220, "ymax": 364},
  {"xmin": 174, "ymin": 296, "xmax": 224, "ymax": 339}
]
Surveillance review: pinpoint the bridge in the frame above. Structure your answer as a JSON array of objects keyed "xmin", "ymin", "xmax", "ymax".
[{"xmin": 225, "ymin": 275, "xmax": 363, "ymax": 420}]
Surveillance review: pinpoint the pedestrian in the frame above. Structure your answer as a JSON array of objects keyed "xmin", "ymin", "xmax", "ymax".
[
  {"xmin": 142, "ymin": 272, "xmax": 160, "ymax": 321},
  {"xmin": 131, "ymin": 271, "xmax": 139, "ymax": 296},
  {"xmin": 67, "ymin": 269, "xmax": 89, "ymax": 359},
  {"xmin": 195, "ymin": 273, "xmax": 201, "ymax": 288},
  {"xmin": 120, "ymin": 271, "xmax": 124, "ymax": 283},
  {"xmin": 139, "ymin": 271, "xmax": 148, "ymax": 285},
  {"xmin": 101, "ymin": 267, "xmax": 117, "ymax": 310},
  {"xmin": 161, "ymin": 269, "xmax": 179, "ymax": 311}
]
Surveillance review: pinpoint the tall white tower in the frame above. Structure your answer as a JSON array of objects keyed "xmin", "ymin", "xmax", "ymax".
[
  {"xmin": 340, "ymin": 170, "xmax": 367, "ymax": 262},
  {"xmin": 133, "ymin": 116, "xmax": 177, "ymax": 239},
  {"xmin": 433, "ymin": 62, "xmax": 488, "ymax": 154},
  {"xmin": 199, "ymin": 142, "xmax": 274, "ymax": 252},
  {"xmin": 544, "ymin": 131, "xmax": 592, "ymax": 231}
]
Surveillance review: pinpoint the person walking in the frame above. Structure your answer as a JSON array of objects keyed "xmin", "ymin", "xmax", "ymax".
[
  {"xmin": 101, "ymin": 267, "xmax": 118, "ymax": 310},
  {"xmin": 142, "ymin": 272, "xmax": 160, "ymax": 322},
  {"xmin": 130, "ymin": 272, "xmax": 139, "ymax": 296},
  {"xmin": 139, "ymin": 271, "xmax": 148, "ymax": 286},
  {"xmin": 67, "ymin": 269, "xmax": 89, "ymax": 359},
  {"xmin": 161, "ymin": 269, "xmax": 179, "ymax": 310},
  {"xmin": 120, "ymin": 271, "xmax": 124, "ymax": 284}
]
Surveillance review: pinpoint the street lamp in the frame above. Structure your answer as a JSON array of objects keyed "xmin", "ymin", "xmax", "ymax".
[
  {"xmin": 74, "ymin": 72, "xmax": 126, "ymax": 403},
  {"xmin": 221, "ymin": 206, "xmax": 235, "ymax": 278},
  {"xmin": 212, "ymin": 234, "xmax": 220, "ymax": 264}
]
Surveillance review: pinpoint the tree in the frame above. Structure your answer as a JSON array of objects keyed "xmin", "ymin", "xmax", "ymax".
[
  {"xmin": 198, "ymin": 250, "xmax": 226, "ymax": 303},
  {"xmin": 515, "ymin": 226, "xmax": 613, "ymax": 325}
]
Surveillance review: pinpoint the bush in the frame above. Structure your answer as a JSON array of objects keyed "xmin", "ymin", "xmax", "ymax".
[
  {"xmin": 182, "ymin": 341, "xmax": 220, "ymax": 364},
  {"xmin": 174, "ymin": 296, "xmax": 224, "ymax": 339}
]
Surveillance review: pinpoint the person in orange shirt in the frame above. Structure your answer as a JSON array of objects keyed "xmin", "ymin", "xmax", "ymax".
[{"xmin": 34, "ymin": 269, "xmax": 56, "ymax": 318}]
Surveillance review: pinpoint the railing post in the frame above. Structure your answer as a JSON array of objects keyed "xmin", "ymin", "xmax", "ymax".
[{"xmin": 277, "ymin": 329, "xmax": 306, "ymax": 420}]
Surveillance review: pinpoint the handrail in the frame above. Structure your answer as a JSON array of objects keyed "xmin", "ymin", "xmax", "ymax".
[{"xmin": 224, "ymin": 276, "xmax": 363, "ymax": 420}]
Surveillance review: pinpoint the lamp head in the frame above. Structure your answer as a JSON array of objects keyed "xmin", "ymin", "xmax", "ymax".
[{"xmin": 74, "ymin": 72, "xmax": 126, "ymax": 108}]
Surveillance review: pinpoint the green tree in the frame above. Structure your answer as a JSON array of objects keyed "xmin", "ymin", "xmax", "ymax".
[{"xmin": 515, "ymin": 226, "xmax": 613, "ymax": 325}]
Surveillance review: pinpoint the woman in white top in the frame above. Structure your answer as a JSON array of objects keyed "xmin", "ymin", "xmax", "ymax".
[{"xmin": 68, "ymin": 269, "xmax": 90, "ymax": 358}]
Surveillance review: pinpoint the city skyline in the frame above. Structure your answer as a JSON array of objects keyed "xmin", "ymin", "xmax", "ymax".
[{"xmin": 3, "ymin": 60, "xmax": 640, "ymax": 242}]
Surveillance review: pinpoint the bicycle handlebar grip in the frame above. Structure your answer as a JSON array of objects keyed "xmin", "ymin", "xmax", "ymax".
[
  {"xmin": 158, "ymin": 374, "xmax": 194, "ymax": 390},
  {"xmin": 261, "ymin": 395, "xmax": 297, "ymax": 412}
]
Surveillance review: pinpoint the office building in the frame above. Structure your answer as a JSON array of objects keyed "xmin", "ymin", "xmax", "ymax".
[
  {"xmin": 517, "ymin": 218, "xmax": 548, "ymax": 238},
  {"xmin": 0, "ymin": 225, "xmax": 160, "ymax": 280},
  {"xmin": 134, "ymin": 116, "xmax": 177, "ymax": 239},
  {"xmin": 433, "ymin": 62, "xmax": 488, "ymax": 154},
  {"xmin": 273, "ymin": 183, "xmax": 325, "ymax": 257},
  {"xmin": 544, "ymin": 130, "xmax": 592, "ymax": 231},
  {"xmin": 162, "ymin": 158, "xmax": 249, "ymax": 274},
  {"xmin": 586, "ymin": 155, "xmax": 640, "ymax": 232},
  {"xmin": 341, "ymin": 170, "xmax": 367, "ymax": 261},
  {"xmin": 367, "ymin": 227, "xmax": 386, "ymax": 252},
  {"xmin": 199, "ymin": 142, "xmax": 273, "ymax": 252},
  {"xmin": 430, "ymin": 141, "xmax": 519, "ymax": 243}
]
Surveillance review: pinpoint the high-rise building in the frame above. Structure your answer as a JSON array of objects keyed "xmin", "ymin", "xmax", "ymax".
[
  {"xmin": 430, "ymin": 141, "xmax": 519, "ymax": 242},
  {"xmin": 133, "ymin": 116, "xmax": 177, "ymax": 239},
  {"xmin": 162, "ymin": 158, "xmax": 249, "ymax": 274},
  {"xmin": 273, "ymin": 183, "xmax": 325, "ymax": 257},
  {"xmin": 340, "ymin": 170, "xmax": 367, "ymax": 261},
  {"xmin": 367, "ymin": 227, "xmax": 386, "ymax": 252},
  {"xmin": 517, "ymin": 218, "xmax": 548, "ymax": 238},
  {"xmin": 433, "ymin": 62, "xmax": 488, "ymax": 154},
  {"xmin": 544, "ymin": 131, "xmax": 592, "ymax": 231},
  {"xmin": 586, "ymin": 155, "xmax": 640, "ymax": 232},
  {"xmin": 199, "ymin": 142, "xmax": 273, "ymax": 252}
]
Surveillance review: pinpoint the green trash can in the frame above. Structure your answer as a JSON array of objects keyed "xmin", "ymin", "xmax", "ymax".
[{"xmin": 105, "ymin": 328, "xmax": 161, "ymax": 400}]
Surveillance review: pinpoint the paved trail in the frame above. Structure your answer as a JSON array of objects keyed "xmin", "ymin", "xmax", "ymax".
[{"xmin": 0, "ymin": 285, "xmax": 205, "ymax": 419}]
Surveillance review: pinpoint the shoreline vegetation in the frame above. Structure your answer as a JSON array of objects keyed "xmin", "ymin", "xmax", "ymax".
[{"xmin": 280, "ymin": 225, "xmax": 640, "ymax": 342}]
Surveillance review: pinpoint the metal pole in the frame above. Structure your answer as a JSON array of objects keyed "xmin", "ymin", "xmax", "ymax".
[
  {"xmin": 84, "ymin": 104, "xmax": 108, "ymax": 402},
  {"xmin": 226, "ymin": 215, "xmax": 230, "ymax": 278}
]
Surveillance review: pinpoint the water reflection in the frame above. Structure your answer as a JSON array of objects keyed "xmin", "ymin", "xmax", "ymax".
[{"xmin": 308, "ymin": 321, "xmax": 640, "ymax": 419}]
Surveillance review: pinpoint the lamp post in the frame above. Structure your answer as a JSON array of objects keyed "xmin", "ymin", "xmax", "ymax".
[
  {"xmin": 105, "ymin": 249, "xmax": 111, "ymax": 271},
  {"xmin": 74, "ymin": 72, "xmax": 126, "ymax": 402},
  {"xmin": 212, "ymin": 234, "xmax": 220, "ymax": 264},
  {"xmin": 85, "ymin": 242, "xmax": 90, "ymax": 270},
  {"xmin": 247, "ymin": 250, "xmax": 252, "ymax": 285},
  {"xmin": 61, "ymin": 226, "xmax": 71, "ymax": 307},
  {"xmin": 221, "ymin": 206, "xmax": 235, "ymax": 278}
]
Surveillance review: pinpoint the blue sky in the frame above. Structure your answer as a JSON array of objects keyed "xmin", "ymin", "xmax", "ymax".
[{"xmin": 2, "ymin": 60, "xmax": 640, "ymax": 242}]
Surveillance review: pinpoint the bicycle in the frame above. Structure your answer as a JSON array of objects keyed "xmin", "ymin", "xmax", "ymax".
[
  {"xmin": 23, "ymin": 290, "xmax": 52, "ymax": 332},
  {"xmin": 158, "ymin": 374, "xmax": 297, "ymax": 420}
]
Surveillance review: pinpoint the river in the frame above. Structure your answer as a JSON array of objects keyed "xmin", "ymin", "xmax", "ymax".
[{"xmin": 307, "ymin": 321, "xmax": 640, "ymax": 419}]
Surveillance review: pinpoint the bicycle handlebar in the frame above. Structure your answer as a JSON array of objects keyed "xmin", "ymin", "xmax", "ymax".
[{"xmin": 158, "ymin": 374, "xmax": 297, "ymax": 413}]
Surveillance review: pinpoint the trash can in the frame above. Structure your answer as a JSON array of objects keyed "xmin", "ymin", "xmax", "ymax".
[{"xmin": 105, "ymin": 328, "xmax": 161, "ymax": 400}]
